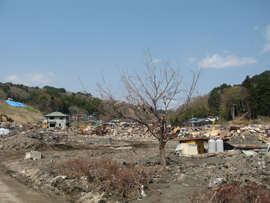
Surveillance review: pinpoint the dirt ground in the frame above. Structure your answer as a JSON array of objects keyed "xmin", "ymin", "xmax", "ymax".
[
  {"xmin": 0, "ymin": 159, "xmax": 68, "ymax": 203},
  {"xmin": 1, "ymin": 130, "xmax": 270, "ymax": 203}
]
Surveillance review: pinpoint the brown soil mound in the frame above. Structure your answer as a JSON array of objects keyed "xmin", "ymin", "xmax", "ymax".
[{"xmin": 0, "ymin": 134, "xmax": 44, "ymax": 151}]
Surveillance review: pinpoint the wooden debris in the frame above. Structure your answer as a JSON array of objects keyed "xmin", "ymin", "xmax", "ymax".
[
  {"xmin": 229, "ymin": 126, "xmax": 239, "ymax": 131},
  {"xmin": 220, "ymin": 131, "xmax": 228, "ymax": 139},
  {"xmin": 228, "ymin": 130, "xmax": 235, "ymax": 137},
  {"xmin": 254, "ymin": 128, "xmax": 263, "ymax": 133},
  {"xmin": 259, "ymin": 134, "xmax": 270, "ymax": 143},
  {"xmin": 230, "ymin": 144, "xmax": 268, "ymax": 149}
]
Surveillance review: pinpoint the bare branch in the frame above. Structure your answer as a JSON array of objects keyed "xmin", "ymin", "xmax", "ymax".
[{"xmin": 94, "ymin": 49, "xmax": 203, "ymax": 167}]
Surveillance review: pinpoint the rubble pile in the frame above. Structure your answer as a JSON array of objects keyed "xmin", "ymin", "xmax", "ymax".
[
  {"xmin": 2, "ymin": 119, "xmax": 269, "ymax": 144},
  {"xmin": 70, "ymin": 125, "xmax": 153, "ymax": 138},
  {"xmin": 27, "ymin": 131, "xmax": 68, "ymax": 143},
  {"xmin": 177, "ymin": 124, "xmax": 270, "ymax": 143},
  {"xmin": 110, "ymin": 126, "xmax": 153, "ymax": 138},
  {"xmin": 173, "ymin": 151, "xmax": 270, "ymax": 191}
]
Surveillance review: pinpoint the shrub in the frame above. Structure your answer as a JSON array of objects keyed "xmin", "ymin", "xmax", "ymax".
[
  {"xmin": 48, "ymin": 156, "xmax": 155, "ymax": 199},
  {"xmin": 49, "ymin": 156, "xmax": 90, "ymax": 179},
  {"xmin": 189, "ymin": 183, "xmax": 270, "ymax": 203}
]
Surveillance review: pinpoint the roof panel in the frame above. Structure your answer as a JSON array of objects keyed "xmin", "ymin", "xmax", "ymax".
[{"xmin": 44, "ymin": 112, "xmax": 69, "ymax": 117}]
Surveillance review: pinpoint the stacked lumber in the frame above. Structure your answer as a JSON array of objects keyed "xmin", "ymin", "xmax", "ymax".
[{"xmin": 259, "ymin": 134, "xmax": 270, "ymax": 143}]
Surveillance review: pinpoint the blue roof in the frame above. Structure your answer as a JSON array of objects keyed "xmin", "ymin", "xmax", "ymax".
[
  {"xmin": 193, "ymin": 118, "xmax": 211, "ymax": 123},
  {"xmin": 5, "ymin": 100, "xmax": 27, "ymax": 108},
  {"xmin": 188, "ymin": 118, "xmax": 198, "ymax": 121}
]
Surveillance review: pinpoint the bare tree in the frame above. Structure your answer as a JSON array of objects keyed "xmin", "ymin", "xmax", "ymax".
[
  {"xmin": 68, "ymin": 106, "xmax": 89, "ymax": 115},
  {"xmin": 0, "ymin": 89, "xmax": 7, "ymax": 100},
  {"xmin": 96, "ymin": 49, "xmax": 203, "ymax": 167},
  {"xmin": 50, "ymin": 98, "xmax": 64, "ymax": 111},
  {"xmin": 8, "ymin": 86, "xmax": 29, "ymax": 101}
]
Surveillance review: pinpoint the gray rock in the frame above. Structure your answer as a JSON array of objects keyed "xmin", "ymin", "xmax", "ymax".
[{"xmin": 30, "ymin": 150, "xmax": 42, "ymax": 160}]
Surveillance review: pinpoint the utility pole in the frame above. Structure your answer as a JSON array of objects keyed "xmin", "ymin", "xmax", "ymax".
[
  {"xmin": 232, "ymin": 104, "xmax": 235, "ymax": 125},
  {"xmin": 192, "ymin": 114, "xmax": 194, "ymax": 129}
]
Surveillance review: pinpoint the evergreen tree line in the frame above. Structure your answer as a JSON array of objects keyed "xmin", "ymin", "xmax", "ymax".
[
  {"xmin": 210, "ymin": 70, "xmax": 270, "ymax": 120},
  {"xmin": 170, "ymin": 70, "xmax": 270, "ymax": 125}
]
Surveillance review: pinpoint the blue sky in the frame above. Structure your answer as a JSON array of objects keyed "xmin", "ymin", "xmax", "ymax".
[{"xmin": 0, "ymin": 0, "xmax": 269, "ymax": 99}]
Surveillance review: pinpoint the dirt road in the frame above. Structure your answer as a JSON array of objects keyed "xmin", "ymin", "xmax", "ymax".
[
  {"xmin": 0, "ymin": 165, "xmax": 50, "ymax": 203},
  {"xmin": 0, "ymin": 153, "xmax": 68, "ymax": 203}
]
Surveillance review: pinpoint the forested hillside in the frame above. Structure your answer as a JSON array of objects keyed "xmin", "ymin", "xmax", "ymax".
[
  {"xmin": 0, "ymin": 83, "xmax": 101, "ymax": 115},
  {"xmin": 0, "ymin": 70, "xmax": 269, "ymax": 121},
  {"xmin": 170, "ymin": 70, "xmax": 270, "ymax": 125}
]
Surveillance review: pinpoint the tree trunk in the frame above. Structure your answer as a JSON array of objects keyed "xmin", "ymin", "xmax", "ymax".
[
  {"xmin": 159, "ymin": 116, "xmax": 167, "ymax": 167},
  {"xmin": 159, "ymin": 140, "xmax": 166, "ymax": 167}
]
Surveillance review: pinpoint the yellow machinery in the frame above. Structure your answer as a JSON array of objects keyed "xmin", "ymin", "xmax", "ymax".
[
  {"xmin": 42, "ymin": 120, "xmax": 49, "ymax": 129},
  {"xmin": 0, "ymin": 114, "xmax": 14, "ymax": 123},
  {"xmin": 212, "ymin": 122, "xmax": 216, "ymax": 130}
]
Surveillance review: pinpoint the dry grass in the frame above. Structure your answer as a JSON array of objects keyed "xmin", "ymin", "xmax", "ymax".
[
  {"xmin": 0, "ymin": 100, "xmax": 43, "ymax": 123},
  {"xmin": 48, "ymin": 156, "xmax": 156, "ymax": 199},
  {"xmin": 189, "ymin": 183, "xmax": 270, "ymax": 203}
]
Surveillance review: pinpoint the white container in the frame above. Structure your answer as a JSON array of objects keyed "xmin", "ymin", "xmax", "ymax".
[
  {"xmin": 208, "ymin": 136, "xmax": 216, "ymax": 153},
  {"xmin": 216, "ymin": 137, "xmax": 224, "ymax": 152},
  {"xmin": 179, "ymin": 143, "xmax": 198, "ymax": 156}
]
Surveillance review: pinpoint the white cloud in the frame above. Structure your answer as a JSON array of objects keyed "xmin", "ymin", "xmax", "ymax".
[
  {"xmin": 262, "ymin": 25, "xmax": 270, "ymax": 53},
  {"xmin": 152, "ymin": 59, "xmax": 160, "ymax": 64},
  {"xmin": 263, "ymin": 43, "xmax": 270, "ymax": 53},
  {"xmin": 254, "ymin": 26, "xmax": 259, "ymax": 31},
  {"xmin": 188, "ymin": 57, "xmax": 196, "ymax": 64},
  {"xmin": 4, "ymin": 71, "xmax": 56, "ymax": 86},
  {"xmin": 198, "ymin": 54, "xmax": 257, "ymax": 69},
  {"xmin": 167, "ymin": 100, "xmax": 180, "ymax": 110},
  {"xmin": 265, "ymin": 25, "xmax": 270, "ymax": 41},
  {"xmin": 60, "ymin": 75, "xmax": 70, "ymax": 79}
]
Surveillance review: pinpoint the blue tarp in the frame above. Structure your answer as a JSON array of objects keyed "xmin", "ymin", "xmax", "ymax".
[
  {"xmin": 5, "ymin": 100, "xmax": 27, "ymax": 108},
  {"xmin": 93, "ymin": 123, "xmax": 101, "ymax": 128}
]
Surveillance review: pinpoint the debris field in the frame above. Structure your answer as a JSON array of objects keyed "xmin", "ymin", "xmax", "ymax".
[{"xmin": 0, "ymin": 122, "xmax": 270, "ymax": 203}]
